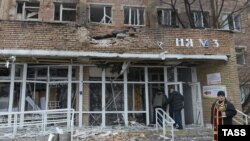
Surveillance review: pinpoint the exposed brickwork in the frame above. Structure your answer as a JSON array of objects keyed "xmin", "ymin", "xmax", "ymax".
[{"xmin": 0, "ymin": 20, "xmax": 234, "ymax": 55}]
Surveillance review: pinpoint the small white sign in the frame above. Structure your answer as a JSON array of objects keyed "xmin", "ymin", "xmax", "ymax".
[
  {"xmin": 203, "ymin": 85, "xmax": 227, "ymax": 98},
  {"xmin": 207, "ymin": 73, "xmax": 221, "ymax": 85}
]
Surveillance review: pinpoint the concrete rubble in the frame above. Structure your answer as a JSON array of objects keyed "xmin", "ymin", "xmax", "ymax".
[{"xmin": 0, "ymin": 123, "xmax": 213, "ymax": 141}]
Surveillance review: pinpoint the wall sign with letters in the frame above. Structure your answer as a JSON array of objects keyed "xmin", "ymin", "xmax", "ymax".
[{"xmin": 176, "ymin": 38, "xmax": 220, "ymax": 48}]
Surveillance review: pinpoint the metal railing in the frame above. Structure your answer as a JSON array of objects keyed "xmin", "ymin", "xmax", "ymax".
[
  {"xmin": 0, "ymin": 108, "xmax": 75, "ymax": 140},
  {"xmin": 233, "ymin": 109, "xmax": 250, "ymax": 125},
  {"xmin": 155, "ymin": 108, "xmax": 175, "ymax": 141}
]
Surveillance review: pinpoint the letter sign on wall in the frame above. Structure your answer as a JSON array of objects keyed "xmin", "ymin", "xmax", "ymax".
[{"xmin": 176, "ymin": 38, "xmax": 219, "ymax": 48}]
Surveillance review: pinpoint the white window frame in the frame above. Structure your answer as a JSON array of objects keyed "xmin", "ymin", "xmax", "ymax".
[
  {"xmin": 53, "ymin": 3, "xmax": 77, "ymax": 22},
  {"xmin": 192, "ymin": 12, "xmax": 203, "ymax": 27},
  {"xmin": 157, "ymin": 8, "xmax": 178, "ymax": 27},
  {"xmin": 221, "ymin": 13, "xmax": 241, "ymax": 31},
  {"xmin": 191, "ymin": 11, "xmax": 209, "ymax": 28},
  {"xmin": 235, "ymin": 47, "xmax": 246, "ymax": 65},
  {"xmin": 16, "ymin": 1, "xmax": 40, "ymax": 21},
  {"xmin": 89, "ymin": 4, "xmax": 112, "ymax": 24},
  {"xmin": 124, "ymin": 6, "xmax": 145, "ymax": 26}
]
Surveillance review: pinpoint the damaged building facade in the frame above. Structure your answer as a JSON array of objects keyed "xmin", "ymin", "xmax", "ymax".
[{"xmin": 0, "ymin": 0, "xmax": 244, "ymax": 131}]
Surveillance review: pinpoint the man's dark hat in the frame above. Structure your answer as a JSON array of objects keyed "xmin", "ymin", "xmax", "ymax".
[{"xmin": 217, "ymin": 91, "xmax": 225, "ymax": 96}]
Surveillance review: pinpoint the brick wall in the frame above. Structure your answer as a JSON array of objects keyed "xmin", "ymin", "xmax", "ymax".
[
  {"xmin": 0, "ymin": 20, "xmax": 234, "ymax": 55},
  {"xmin": 0, "ymin": 0, "xmax": 243, "ymax": 124},
  {"xmin": 197, "ymin": 45, "xmax": 242, "ymax": 123}
]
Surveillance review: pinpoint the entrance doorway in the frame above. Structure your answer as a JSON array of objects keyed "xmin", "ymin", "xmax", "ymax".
[{"xmin": 166, "ymin": 82, "xmax": 203, "ymax": 127}]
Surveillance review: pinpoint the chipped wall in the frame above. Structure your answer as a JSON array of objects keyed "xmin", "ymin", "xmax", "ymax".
[{"xmin": 0, "ymin": 20, "xmax": 234, "ymax": 56}]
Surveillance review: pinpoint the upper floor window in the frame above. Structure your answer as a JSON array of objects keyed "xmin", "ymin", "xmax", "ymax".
[
  {"xmin": 124, "ymin": 6, "xmax": 145, "ymax": 26},
  {"xmin": 16, "ymin": 1, "xmax": 40, "ymax": 20},
  {"xmin": 190, "ymin": 11, "xmax": 209, "ymax": 28},
  {"xmin": 236, "ymin": 47, "xmax": 246, "ymax": 65},
  {"xmin": 157, "ymin": 9, "xmax": 178, "ymax": 27},
  {"xmin": 221, "ymin": 14, "xmax": 240, "ymax": 31},
  {"xmin": 89, "ymin": 4, "xmax": 112, "ymax": 24},
  {"xmin": 54, "ymin": 3, "xmax": 76, "ymax": 22}
]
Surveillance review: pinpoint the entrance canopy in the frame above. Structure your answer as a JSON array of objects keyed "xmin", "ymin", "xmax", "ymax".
[{"xmin": 0, "ymin": 49, "xmax": 228, "ymax": 64}]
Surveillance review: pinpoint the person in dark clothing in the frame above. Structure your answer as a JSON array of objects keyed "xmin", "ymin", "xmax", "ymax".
[
  {"xmin": 168, "ymin": 91, "xmax": 174, "ymax": 119},
  {"xmin": 211, "ymin": 91, "xmax": 237, "ymax": 141},
  {"xmin": 168, "ymin": 87, "xmax": 184, "ymax": 129},
  {"xmin": 152, "ymin": 89, "xmax": 168, "ymax": 125}
]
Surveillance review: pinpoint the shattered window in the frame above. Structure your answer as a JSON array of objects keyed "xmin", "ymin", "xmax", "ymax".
[
  {"xmin": 90, "ymin": 4, "xmax": 112, "ymax": 24},
  {"xmin": 16, "ymin": 1, "xmax": 40, "ymax": 20},
  {"xmin": 127, "ymin": 67, "xmax": 145, "ymax": 81},
  {"xmin": 13, "ymin": 83, "xmax": 22, "ymax": 111},
  {"xmin": 221, "ymin": 13, "xmax": 241, "ymax": 31},
  {"xmin": 124, "ymin": 6, "xmax": 144, "ymax": 26},
  {"xmin": 191, "ymin": 11, "xmax": 209, "ymax": 28},
  {"xmin": 54, "ymin": 3, "xmax": 76, "ymax": 22},
  {"xmin": 157, "ymin": 9, "xmax": 178, "ymax": 27},
  {"xmin": 26, "ymin": 83, "xmax": 46, "ymax": 111},
  {"xmin": 0, "ymin": 67, "xmax": 10, "ymax": 77},
  {"xmin": 0, "ymin": 83, "xmax": 10, "ymax": 112},
  {"xmin": 167, "ymin": 67, "xmax": 175, "ymax": 82}
]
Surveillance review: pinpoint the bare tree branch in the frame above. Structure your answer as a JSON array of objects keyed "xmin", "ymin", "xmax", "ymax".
[
  {"xmin": 161, "ymin": 0, "xmax": 186, "ymax": 28},
  {"xmin": 184, "ymin": 0, "xmax": 195, "ymax": 28},
  {"xmin": 214, "ymin": 0, "xmax": 224, "ymax": 28}
]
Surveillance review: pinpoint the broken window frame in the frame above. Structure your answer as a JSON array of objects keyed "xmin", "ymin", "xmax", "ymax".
[
  {"xmin": 124, "ymin": 6, "xmax": 145, "ymax": 26},
  {"xmin": 221, "ymin": 13, "xmax": 241, "ymax": 31},
  {"xmin": 89, "ymin": 4, "xmax": 112, "ymax": 24},
  {"xmin": 16, "ymin": 1, "xmax": 40, "ymax": 21},
  {"xmin": 157, "ymin": 8, "xmax": 178, "ymax": 27},
  {"xmin": 235, "ymin": 47, "xmax": 246, "ymax": 65},
  {"xmin": 190, "ymin": 11, "xmax": 210, "ymax": 28},
  {"xmin": 54, "ymin": 3, "xmax": 77, "ymax": 22}
]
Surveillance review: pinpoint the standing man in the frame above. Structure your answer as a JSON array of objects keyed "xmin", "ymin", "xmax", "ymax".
[
  {"xmin": 211, "ymin": 91, "xmax": 237, "ymax": 141},
  {"xmin": 152, "ymin": 89, "xmax": 168, "ymax": 125},
  {"xmin": 168, "ymin": 87, "xmax": 184, "ymax": 129},
  {"xmin": 168, "ymin": 90, "xmax": 173, "ymax": 119}
]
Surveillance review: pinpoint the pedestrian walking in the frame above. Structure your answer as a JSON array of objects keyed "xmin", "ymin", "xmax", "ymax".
[{"xmin": 168, "ymin": 87, "xmax": 184, "ymax": 129}]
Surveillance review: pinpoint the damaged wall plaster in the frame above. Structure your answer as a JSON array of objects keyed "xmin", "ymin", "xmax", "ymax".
[{"xmin": 77, "ymin": 27, "xmax": 90, "ymax": 43}]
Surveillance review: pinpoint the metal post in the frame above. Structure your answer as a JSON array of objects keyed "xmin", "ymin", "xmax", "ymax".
[
  {"xmin": 20, "ymin": 64, "xmax": 27, "ymax": 127},
  {"xmin": 124, "ymin": 69, "xmax": 128, "ymax": 126},
  {"xmin": 71, "ymin": 109, "xmax": 74, "ymax": 141},
  {"xmin": 67, "ymin": 65, "xmax": 72, "ymax": 129},
  {"xmin": 8, "ymin": 63, "xmax": 15, "ymax": 126},
  {"xmin": 145, "ymin": 67, "xmax": 150, "ymax": 125},
  {"xmin": 79, "ymin": 65, "xmax": 83, "ymax": 127},
  {"xmin": 45, "ymin": 66, "xmax": 50, "ymax": 131},
  {"xmin": 13, "ymin": 114, "xmax": 17, "ymax": 137},
  {"xmin": 101, "ymin": 69, "xmax": 106, "ymax": 127}
]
